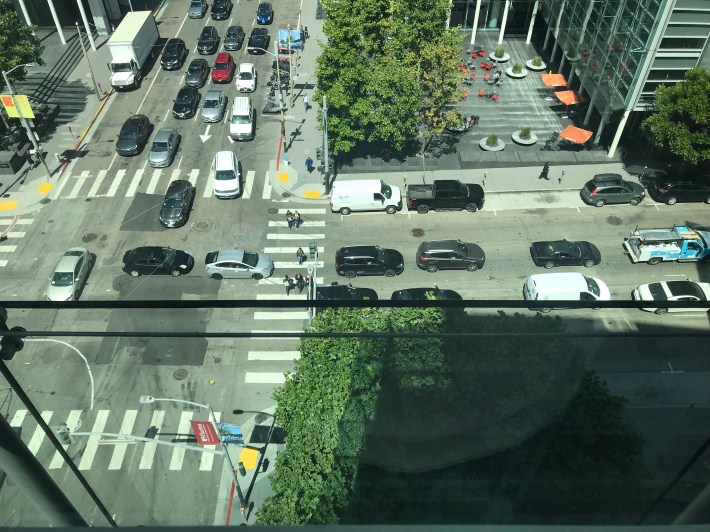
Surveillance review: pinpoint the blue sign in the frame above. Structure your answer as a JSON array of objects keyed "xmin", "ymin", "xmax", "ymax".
[{"xmin": 217, "ymin": 423, "xmax": 244, "ymax": 446}]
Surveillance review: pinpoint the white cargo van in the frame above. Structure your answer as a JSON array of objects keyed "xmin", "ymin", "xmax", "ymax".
[
  {"xmin": 523, "ymin": 272, "xmax": 611, "ymax": 312},
  {"xmin": 330, "ymin": 179, "xmax": 402, "ymax": 215},
  {"xmin": 229, "ymin": 97, "xmax": 254, "ymax": 140}
]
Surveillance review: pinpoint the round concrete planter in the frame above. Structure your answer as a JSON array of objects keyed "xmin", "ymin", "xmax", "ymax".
[
  {"xmin": 479, "ymin": 137, "xmax": 505, "ymax": 151},
  {"xmin": 489, "ymin": 52, "xmax": 510, "ymax": 63},
  {"xmin": 506, "ymin": 67, "xmax": 528, "ymax": 79},
  {"xmin": 512, "ymin": 130, "xmax": 538, "ymax": 146},
  {"xmin": 526, "ymin": 59, "xmax": 546, "ymax": 71}
]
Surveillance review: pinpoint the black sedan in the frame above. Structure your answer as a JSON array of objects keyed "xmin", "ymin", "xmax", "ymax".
[
  {"xmin": 530, "ymin": 239, "xmax": 601, "ymax": 269},
  {"xmin": 185, "ymin": 59, "xmax": 210, "ymax": 88},
  {"xmin": 211, "ymin": 0, "xmax": 232, "ymax": 19},
  {"xmin": 391, "ymin": 287, "xmax": 462, "ymax": 300},
  {"xmin": 224, "ymin": 25, "xmax": 245, "ymax": 50},
  {"xmin": 116, "ymin": 114, "xmax": 151, "ymax": 156},
  {"xmin": 197, "ymin": 26, "xmax": 219, "ymax": 55},
  {"xmin": 159, "ymin": 180, "xmax": 195, "ymax": 228},
  {"xmin": 247, "ymin": 28, "xmax": 270, "ymax": 54},
  {"xmin": 160, "ymin": 38, "xmax": 188, "ymax": 70},
  {"xmin": 122, "ymin": 247, "xmax": 194, "ymax": 277},
  {"xmin": 172, "ymin": 86, "xmax": 200, "ymax": 119}
]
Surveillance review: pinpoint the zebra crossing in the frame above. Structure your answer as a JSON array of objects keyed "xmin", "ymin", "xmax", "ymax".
[
  {"xmin": 0, "ymin": 216, "xmax": 35, "ymax": 268},
  {"xmin": 7, "ymin": 407, "xmax": 228, "ymax": 473},
  {"xmin": 50, "ymin": 167, "xmax": 264, "ymax": 201}
]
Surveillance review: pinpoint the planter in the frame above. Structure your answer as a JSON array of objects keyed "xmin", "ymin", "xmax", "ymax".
[
  {"xmin": 511, "ymin": 130, "xmax": 538, "ymax": 146},
  {"xmin": 489, "ymin": 52, "xmax": 510, "ymax": 63},
  {"xmin": 479, "ymin": 137, "xmax": 505, "ymax": 152},
  {"xmin": 526, "ymin": 59, "xmax": 547, "ymax": 71},
  {"xmin": 506, "ymin": 67, "xmax": 528, "ymax": 79}
]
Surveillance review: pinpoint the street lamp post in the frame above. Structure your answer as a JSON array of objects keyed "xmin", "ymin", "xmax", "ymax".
[
  {"xmin": 1, "ymin": 64, "xmax": 53, "ymax": 181},
  {"xmin": 140, "ymin": 396, "xmax": 247, "ymax": 517}
]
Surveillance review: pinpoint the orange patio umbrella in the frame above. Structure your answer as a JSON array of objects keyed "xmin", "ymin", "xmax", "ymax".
[
  {"xmin": 541, "ymin": 73, "xmax": 567, "ymax": 87},
  {"xmin": 559, "ymin": 124, "xmax": 593, "ymax": 144},
  {"xmin": 555, "ymin": 90, "xmax": 586, "ymax": 118}
]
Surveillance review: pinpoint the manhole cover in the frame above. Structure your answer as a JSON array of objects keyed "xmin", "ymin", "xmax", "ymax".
[
  {"xmin": 267, "ymin": 207, "xmax": 279, "ymax": 215},
  {"xmin": 40, "ymin": 198, "xmax": 51, "ymax": 204},
  {"xmin": 191, "ymin": 221, "xmax": 211, "ymax": 233},
  {"xmin": 174, "ymin": 368, "xmax": 188, "ymax": 380},
  {"xmin": 82, "ymin": 233, "xmax": 98, "ymax": 243},
  {"xmin": 606, "ymin": 215, "xmax": 623, "ymax": 226},
  {"xmin": 117, "ymin": 278, "xmax": 132, "ymax": 288},
  {"xmin": 410, "ymin": 228, "xmax": 425, "ymax": 238},
  {"xmin": 281, "ymin": 191, "xmax": 291, "ymax": 198}
]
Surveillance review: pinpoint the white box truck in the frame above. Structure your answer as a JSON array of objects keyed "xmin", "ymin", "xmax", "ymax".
[{"xmin": 107, "ymin": 11, "xmax": 159, "ymax": 91}]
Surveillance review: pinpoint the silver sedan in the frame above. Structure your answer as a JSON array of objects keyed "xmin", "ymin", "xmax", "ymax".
[
  {"xmin": 201, "ymin": 90, "xmax": 227, "ymax": 122},
  {"xmin": 148, "ymin": 128, "xmax": 180, "ymax": 168}
]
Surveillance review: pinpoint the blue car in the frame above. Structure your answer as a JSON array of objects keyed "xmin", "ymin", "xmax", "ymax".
[{"xmin": 256, "ymin": 2, "xmax": 273, "ymax": 24}]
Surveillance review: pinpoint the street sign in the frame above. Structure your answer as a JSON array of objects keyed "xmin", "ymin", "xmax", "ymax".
[
  {"xmin": 190, "ymin": 419, "xmax": 220, "ymax": 445},
  {"xmin": 0, "ymin": 94, "xmax": 35, "ymax": 119},
  {"xmin": 217, "ymin": 423, "xmax": 244, "ymax": 446}
]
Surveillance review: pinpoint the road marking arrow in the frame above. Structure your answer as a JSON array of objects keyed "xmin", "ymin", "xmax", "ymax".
[{"xmin": 199, "ymin": 124, "xmax": 212, "ymax": 143}]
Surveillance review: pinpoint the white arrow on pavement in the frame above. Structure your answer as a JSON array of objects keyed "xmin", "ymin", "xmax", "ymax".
[
  {"xmin": 227, "ymin": 135, "xmax": 235, "ymax": 144},
  {"xmin": 199, "ymin": 124, "xmax": 212, "ymax": 143}
]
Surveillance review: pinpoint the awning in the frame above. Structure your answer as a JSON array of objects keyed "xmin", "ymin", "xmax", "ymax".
[
  {"xmin": 559, "ymin": 125, "xmax": 593, "ymax": 144},
  {"xmin": 541, "ymin": 73, "xmax": 567, "ymax": 87},
  {"xmin": 555, "ymin": 90, "xmax": 586, "ymax": 106}
]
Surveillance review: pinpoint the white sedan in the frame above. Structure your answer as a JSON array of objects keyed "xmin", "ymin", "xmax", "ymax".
[
  {"xmin": 236, "ymin": 63, "xmax": 256, "ymax": 92},
  {"xmin": 632, "ymin": 280, "xmax": 710, "ymax": 314}
]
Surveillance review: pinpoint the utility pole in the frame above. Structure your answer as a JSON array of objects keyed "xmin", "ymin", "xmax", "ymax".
[{"xmin": 75, "ymin": 22, "xmax": 103, "ymax": 101}]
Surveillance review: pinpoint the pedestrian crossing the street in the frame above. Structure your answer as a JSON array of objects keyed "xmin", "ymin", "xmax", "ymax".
[{"xmin": 0, "ymin": 216, "xmax": 35, "ymax": 268}]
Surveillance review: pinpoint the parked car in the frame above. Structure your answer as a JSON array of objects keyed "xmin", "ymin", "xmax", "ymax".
[
  {"xmin": 247, "ymin": 28, "xmax": 270, "ymax": 54},
  {"xmin": 415, "ymin": 240, "xmax": 485, "ymax": 272},
  {"xmin": 211, "ymin": 150, "xmax": 241, "ymax": 198},
  {"xmin": 116, "ymin": 114, "xmax": 151, "ymax": 156},
  {"xmin": 211, "ymin": 0, "xmax": 232, "ymax": 19},
  {"xmin": 315, "ymin": 283, "xmax": 378, "ymax": 307},
  {"xmin": 632, "ymin": 280, "xmax": 710, "ymax": 314},
  {"xmin": 197, "ymin": 26, "xmax": 219, "ymax": 55},
  {"xmin": 148, "ymin": 128, "xmax": 180, "ymax": 168},
  {"xmin": 122, "ymin": 247, "xmax": 194, "ymax": 277},
  {"xmin": 188, "ymin": 0, "xmax": 208, "ymax": 18},
  {"xmin": 648, "ymin": 176, "xmax": 710, "ymax": 205},
  {"xmin": 236, "ymin": 63, "xmax": 256, "ymax": 92},
  {"xmin": 530, "ymin": 239, "xmax": 601, "ymax": 269},
  {"xmin": 580, "ymin": 173, "xmax": 645, "ymax": 207},
  {"xmin": 524, "ymin": 272, "xmax": 611, "ymax": 312},
  {"xmin": 201, "ymin": 90, "xmax": 227, "ymax": 122},
  {"xmin": 224, "ymin": 25, "xmax": 245, "ymax": 50},
  {"xmin": 212, "ymin": 52, "xmax": 235, "ymax": 83},
  {"xmin": 256, "ymin": 2, "xmax": 273, "ymax": 24},
  {"xmin": 205, "ymin": 249, "xmax": 274, "ymax": 280},
  {"xmin": 335, "ymin": 245, "xmax": 404, "ymax": 278},
  {"xmin": 185, "ymin": 58, "xmax": 210, "ymax": 88},
  {"xmin": 172, "ymin": 86, "xmax": 200, "ymax": 119},
  {"xmin": 391, "ymin": 287, "xmax": 462, "ymax": 301},
  {"xmin": 160, "ymin": 38, "xmax": 188, "ymax": 70},
  {"xmin": 159, "ymin": 180, "xmax": 195, "ymax": 228},
  {"xmin": 46, "ymin": 247, "xmax": 91, "ymax": 301}
]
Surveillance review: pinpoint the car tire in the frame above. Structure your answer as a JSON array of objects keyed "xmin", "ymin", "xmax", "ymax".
[
  {"xmin": 385, "ymin": 205, "xmax": 397, "ymax": 214},
  {"xmin": 426, "ymin": 264, "xmax": 439, "ymax": 273},
  {"xmin": 171, "ymin": 270, "xmax": 182, "ymax": 277},
  {"xmin": 702, "ymin": 255, "xmax": 710, "ymax": 264},
  {"xmin": 544, "ymin": 261, "xmax": 555, "ymax": 269},
  {"xmin": 339, "ymin": 207, "xmax": 351, "ymax": 215},
  {"xmin": 465, "ymin": 203, "xmax": 478, "ymax": 213},
  {"xmin": 654, "ymin": 307, "xmax": 668, "ymax": 315},
  {"xmin": 211, "ymin": 273, "xmax": 223, "ymax": 280},
  {"xmin": 629, "ymin": 197, "xmax": 641, "ymax": 206},
  {"xmin": 647, "ymin": 257, "xmax": 662, "ymax": 265},
  {"xmin": 594, "ymin": 199, "xmax": 606, "ymax": 208},
  {"xmin": 666, "ymin": 197, "xmax": 677, "ymax": 205},
  {"xmin": 129, "ymin": 270, "xmax": 141, "ymax": 277},
  {"xmin": 384, "ymin": 269, "xmax": 396, "ymax": 277},
  {"xmin": 583, "ymin": 260, "xmax": 595, "ymax": 268},
  {"xmin": 252, "ymin": 273, "xmax": 263, "ymax": 280},
  {"xmin": 417, "ymin": 205, "xmax": 430, "ymax": 214},
  {"xmin": 705, "ymin": 196, "xmax": 710, "ymax": 204},
  {"xmin": 539, "ymin": 307, "xmax": 551, "ymax": 313},
  {"xmin": 466, "ymin": 263, "xmax": 479, "ymax": 272},
  {"xmin": 345, "ymin": 270, "xmax": 356, "ymax": 278}
]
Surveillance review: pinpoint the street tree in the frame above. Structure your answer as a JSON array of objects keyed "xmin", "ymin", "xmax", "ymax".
[
  {"xmin": 641, "ymin": 67, "xmax": 710, "ymax": 165},
  {"xmin": 0, "ymin": 0, "xmax": 44, "ymax": 83}
]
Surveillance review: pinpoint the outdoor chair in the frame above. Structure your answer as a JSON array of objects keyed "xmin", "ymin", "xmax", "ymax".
[
  {"xmin": 478, "ymin": 89, "xmax": 485, "ymax": 97},
  {"xmin": 483, "ymin": 74, "xmax": 490, "ymax": 82},
  {"xmin": 491, "ymin": 93, "xmax": 499, "ymax": 101},
  {"xmin": 478, "ymin": 50, "xmax": 486, "ymax": 57}
]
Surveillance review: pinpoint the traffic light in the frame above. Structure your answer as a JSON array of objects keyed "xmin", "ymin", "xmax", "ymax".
[
  {"xmin": 308, "ymin": 242, "xmax": 317, "ymax": 256},
  {"xmin": 0, "ymin": 307, "xmax": 25, "ymax": 361},
  {"xmin": 53, "ymin": 424, "xmax": 73, "ymax": 445}
]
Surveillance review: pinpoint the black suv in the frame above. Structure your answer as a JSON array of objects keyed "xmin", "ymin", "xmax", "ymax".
[
  {"xmin": 415, "ymin": 240, "xmax": 485, "ymax": 272},
  {"xmin": 335, "ymin": 246, "xmax": 404, "ymax": 278},
  {"xmin": 211, "ymin": 0, "xmax": 232, "ymax": 19},
  {"xmin": 122, "ymin": 247, "xmax": 194, "ymax": 277},
  {"xmin": 161, "ymin": 39, "xmax": 188, "ymax": 70},
  {"xmin": 648, "ymin": 176, "xmax": 710, "ymax": 205},
  {"xmin": 315, "ymin": 283, "xmax": 378, "ymax": 302},
  {"xmin": 580, "ymin": 173, "xmax": 645, "ymax": 207},
  {"xmin": 197, "ymin": 26, "xmax": 219, "ymax": 55}
]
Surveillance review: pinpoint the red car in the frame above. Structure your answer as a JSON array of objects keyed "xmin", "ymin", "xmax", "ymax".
[{"xmin": 211, "ymin": 52, "xmax": 235, "ymax": 83}]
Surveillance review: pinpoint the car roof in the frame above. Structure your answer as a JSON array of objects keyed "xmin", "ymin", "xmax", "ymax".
[
  {"xmin": 189, "ymin": 58, "xmax": 208, "ymax": 67},
  {"xmin": 215, "ymin": 52, "xmax": 231, "ymax": 62},
  {"xmin": 239, "ymin": 63, "xmax": 254, "ymax": 72},
  {"xmin": 166, "ymin": 180, "xmax": 191, "ymax": 195},
  {"xmin": 210, "ymin": 249, "xmax": 246, "ymax": 263},
  {"xmin": 166, "ymin": 38, "xmax": 184, "ymax": 47},
  {"xmin": 205, "ymin": 90, "xmax": 222, "ymax": 99},
  {"xmin": 419, "ymin": 239, "xmax": 461, "ymax": 251},
  {"xmin": 154, "ymin": 128, "xmax": 176, "ymax": 141},
  {"xmin": 592, "ymin": 173, "xmax": 623, "ymax": 183},
  {"xmin": 214, "ymin": 150, "xmax": 237, "ymax": 169},
  {"xmin": 227, "ymin": 25, "xmax": 243, "ymax": 34},
  {"xmin": 127, "ymin": 247, "xmax": 167, "ymax": 259},
  {"xmin": 55, "ymin": 248, "xmax": 87, "ymax": 271},
  {"xmin": 251, "ymin": 28, "xmax": 267, "ymax": 36},
  {"xmin": 337, "ymin": 245, "xmax": 377, "ymax": 257}
]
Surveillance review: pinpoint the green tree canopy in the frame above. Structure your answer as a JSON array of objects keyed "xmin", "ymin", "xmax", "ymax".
[
  {"xmin": 0, "ymin": 0, "xmax": 44, "ymax": 84},
  {"xmin": 641, "ymin": 67, "xmax": 710, "ymax": 165}
]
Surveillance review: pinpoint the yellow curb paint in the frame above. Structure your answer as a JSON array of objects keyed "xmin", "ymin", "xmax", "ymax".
[
  {"xmin": 304, "ymin": 190, "xmax": 321, "ymax": 199},
  {"xmin": 277, "ymin": 172, "xmax": 289, "ymax": 183},
  {"xmin": 0, "ymin": 201, "xmax": 17, "ymax": 210},
  {"xmin": 37, "ymin": 182, "xmax": 53, "ymax": 194},
  {"xmin": 239, "ymin": 447, "xmax": 259, "ymax": 470}
]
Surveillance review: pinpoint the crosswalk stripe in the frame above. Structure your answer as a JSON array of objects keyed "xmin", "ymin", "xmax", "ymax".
[
  {"xmin": 248, "ymin": 351, "xmax": 300, "ymax": 360},
  {"xmin": 254, "ymin": 311, "xmax": 309, "ymax": 320},
  {"xmin": 267, "ymin": 233, "xmax": 325, "ymax": 240},
  {"xmin": 262, "ymin": 171, "xmax": 272, "ymax": 199},
  {"xmin": 10, "ymin": 409, "xmax": 27, "ymax": 427},
  {"xmin": 169, "ymin": 169, "xmax": 182, "ymax": 190},
  {"xmin": 49, "ymin": 410, "xmax": 82, "ymax": 469},
  {"xmin": 263, "ymin": 246, "xmax": 324, "ymax": 253},
  {"xmin": 257, "ymin": 276, "xmax": 322, "ymax": 285},
  {"xmin": 4, "ymin": 232, "xmax": 25, "ymax": 238},
  {"xmin": 0, "ymin": 245, "xmax": 17, "ymax": 252},
  {"xmin": 52, "ymin": 170, "xmax": 72, "ymax": 199},
  {"xmin": 199, "ymin": 411, "xmax": 220, "ymax": 471},
  {"xmin": 106, "ymin": 169, "xmax": 126, "ymax": 197},
  {"xmin": 0, "ymin": 260, "xmax": 7, "ymax": 267},
  {"xmin": 274, "ymin": 261, "xmax": 323, "ymax": 268},
  {"xmin": 188, "ymin": 168, "xmax": 199, "ymax": 187},
  {"xmin": 169, "ymin": 411, "xmax": 193, "ymax": 470},
  {"xmin": 139, "ymin": 410, "xmax": 165, "ymax": 470},
  {"xmin": 5, "ymin": 218, "xmax": 32, "ymax": 225},
  {"xmin": 87, "ymin": 169, "xmax": 108, "ymax": 197},
  {"xmin": 126, "ymin": 168, "xmax": 144, "ymax": 197},
  {"xmin": 146, "ymin": 169, "xmax": 162, "ymax": 194},
  {"xmin": 243, "ymin": 170, "xmax": 255, "ymax": 199},
  {"xmin": 256, "ymin": 294, "xmax": 307, "ymax": 300},
  {"xmin": 245, "ymin": 372, "xmax": 287, "ymax": 384},
  {"xmin": 275, "ymin": 208, "xmax": 327, "ymax": 214},
  {"xmin": 79, "ymin": 409, "xmax": 110, "ymax": 470},
  {"xmin": 203, "ymin": 175, "xmax": 213, "ymax": 198},
  {"xmin": 269, "ymin": 221, "xmax": 326, "ymax": 227},
  {"xmin": 28, "ymin": 411, "xmax": 53, "ymax": 455},
  {"xmin": 108, "ymin": 409, "xmax": 138, "ymax": 470},
  {"xmin": 68, "ymin": 170, "xmax": 91, "ymax": 199}
]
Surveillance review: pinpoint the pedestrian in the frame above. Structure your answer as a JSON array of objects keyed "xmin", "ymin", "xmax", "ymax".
[
  {"xmin": 303, "ymin": 94, "xmax": 309, "ymax": 112},
  {"xmin": 27, "ymin": 148, "xmax": 37, "ymax": 168},
  {"xmin": 300, "ymin": 25, "xmax": 306, "ymax": 43},
  {"xmin": 294, "ymin": 273, "xmax": 305, "ymax": 294},
  {"xmin": 304, "ymin": 26, "xmax": 309, "ymax": 39},
  {"xmin": 539, "ymin": 162, "xmax": 550, "ymax": 180},
  {"xmin": 305, "ymin": 156, "xmax": 314, "ymax": 173},
  {"xmin": 296, "ymin": 247, "xmax": 306, "ymax": 265},
  {"xmin": 286, "ymin": 210, "xmax": 294, "ymax": 230},
  {"xmin": 283, "ymin": 275, "xmax": 293, "ymax": 296},
  {"xmin": 293, "ymin": 210, "xmax": 302, "ymax": 229}
]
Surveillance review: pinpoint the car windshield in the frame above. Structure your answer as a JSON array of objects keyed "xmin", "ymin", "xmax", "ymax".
[
  {"xmin": 51, "ymin": 271, "xmax": 74, "ymax": 286},
  {"xmin": 243, "ymin": 252, "xmax": 259, "ymax": 267},
  {"xmin": 214, "ymin": 62, "xmax": 229, "ymax": 70},
  {"xmin": 227, "ymin": 29, "xmax": 239, "ymax": 38},
  {"xmin": 215, "ymin": 170, "xmax": 236, "ymax": 180},
  {"xmin": 667, "ymin": 281, "xmax": 704, "ymax": 299},
  {"xmin": 163, "ymin": 196, "xmax": 182, "ymax": 208},
  {"xmin": 204, "ymin": 98, "xmax": 220, "ymax": 108},
  {"xmin": 176, "ymin": 92, "xmax": 192, "ymax": 104},
  {"xmin": 120, "ymin": 126, "xmax": 138, "ymax": 138},
  {"xmin": 191, "ymin": 0, "xmax": 202, "ymax": 5},
  {"xmin": 151, "ymin": 141, "xmax": 168, "ymax": 152},
  {"xmin": 458, "ymin": 242, "xmax": 468, "ymax": 254},
  {"xmin": 111, "ymin": 62, "xmax": 133, "ymax": 73},
  {"xmin": 380, "ymin": 183, "xmax": 392, "ymax": 199},
  {"xmin": 239, "ymin": 71, "xmax": 253, "ymax": 80},
  {"xmin": 164, "ymin": 45, "xmax": 179, "ymax": 58},
  {"xmin": 259, "ymin": 4, "xmax": 269, "ymax": 13},
  {"xmin": 188, "ymin": 63, "xmax": 202, "ymax": 74},
  {"xmin": 647, "ymin": 283, "xmax": 667, "ymax": 301},
  {"xmin": 583, "ymin": 275, "xmax": 601, "ymax": 296},
  {"xmin": 552, "ymin": 241, "xmax": 579, "ymax": 255},
  {"xmin": 231, "ymin": 115, "xmax": 250, "ymax": 124}
]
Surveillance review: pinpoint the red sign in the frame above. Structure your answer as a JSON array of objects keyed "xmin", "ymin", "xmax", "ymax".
[{"xmin": 190, "ymin": 419, "xmax": 220, "ymax": 445}]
